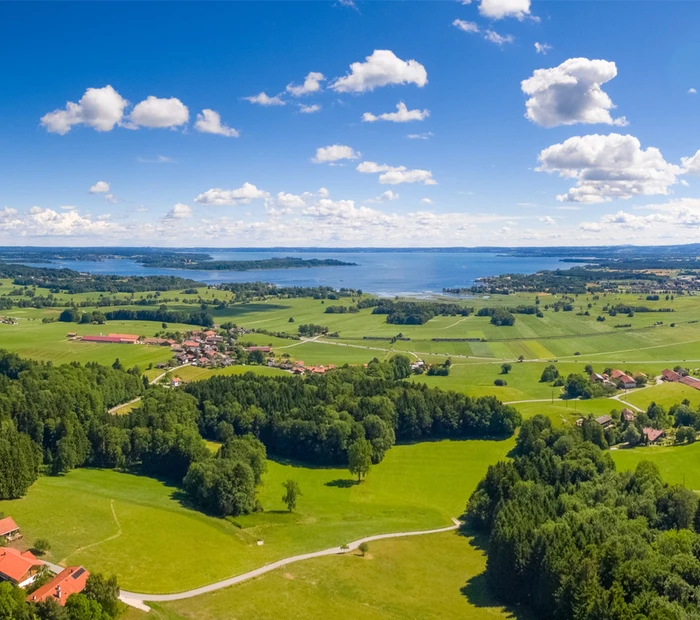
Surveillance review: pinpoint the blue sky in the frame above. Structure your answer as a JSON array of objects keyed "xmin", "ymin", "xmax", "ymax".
[{"xmin": 3, "ymin": 0, "xmax": 700, "ymax": 246}]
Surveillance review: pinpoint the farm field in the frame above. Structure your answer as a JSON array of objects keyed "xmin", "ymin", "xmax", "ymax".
[
  {"xmin": 618, "ymin": 381, "xmax": 700, "ymax": 410},
  {"xmin": 125, "ymin": 531, "xmax": 524, "ymax": 620},
  {"xmin": 0, "ymin": 439, "xmax": 512, "ymax": 594},
  {"xmin": 612, "ymin": 442, "xmax": 700, "ymax": 489}
]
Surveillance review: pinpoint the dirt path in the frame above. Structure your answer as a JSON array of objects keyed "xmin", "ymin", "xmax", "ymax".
[
  {"xmin": 59, "ymin": 500, "xmax": 122, "ymax": 564},
  {"xmin": 119, "ymin": 518, "xmax": 460, "ymax": 609}
]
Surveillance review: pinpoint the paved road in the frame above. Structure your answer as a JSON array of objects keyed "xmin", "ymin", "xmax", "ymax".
[
  {"xmin": 108, "ymin": 363, "xmax": 190, "ymax": 415},
  {"xmin": 119, "ymin": 518, "xmax": 460, "ymax": 608}
]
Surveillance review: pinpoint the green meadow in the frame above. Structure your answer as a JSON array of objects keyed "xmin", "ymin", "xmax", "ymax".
[
  {"xmin": 612, "ymin": 442, "xmax": 700, "ymax": 490},
  {"xmin": 0, "ymin": 439, "xmax": 512, "ymax": 594}
]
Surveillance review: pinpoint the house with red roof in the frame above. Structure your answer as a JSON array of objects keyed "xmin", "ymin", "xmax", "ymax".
[
  {"xmin": 0, "ymin": 548, "xmax": 43, "ymax": 587},
  {"xmin": 0, "ymin": 516, "xmax": 20, "ymax": 542},
  {"xmin": 643, "ymin": 427, "xmax": 665, "ymax": 444},
  {"xmin": 680, "ymin": 376, "xmax": 700, "ymax": 391},
  {"xmin": 662, "ymin": 368, "xmax": 682, "ymax": 382},
  {"xmin": 26, "ymin": 566, "xmax": 89, "ymax": 606}
]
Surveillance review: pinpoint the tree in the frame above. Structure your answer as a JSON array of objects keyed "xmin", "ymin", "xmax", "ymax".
[
  {"xmin": 623, "ymin": 425, "xmax": 641, "ymax": 446},
  {"xmin": 83, "ymin": 573, "xmax": 121, "ymax": 618},
  {"xmin": 358, "ymin": 542, "xmax": 369, "ymax": 556},
  {"xmin": 33, "ymin": 538, "xmax": 50, "ymax": 555},
  {"xmin": 540, "ymin": 365, "xmax": 559, "ymax": 383},
  {"xmin": 281, "ymin": 479, "xmax": 302, "ymax": 512},
  {"xmin": 348, "ymin": 439, "xmax": 372, "ymax": 482},
  {"xmin": 111, "ymin": 358, "xmax": 123, "ymax": 371},
  {"xmin": 500, "ymin": 363, "xmax": 512, "ymax": 375}
]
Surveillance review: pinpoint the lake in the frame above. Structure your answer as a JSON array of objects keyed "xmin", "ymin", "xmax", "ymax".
[{"xmin": 18, "ymin": 250, "xmax": 580, "ymax": 296}]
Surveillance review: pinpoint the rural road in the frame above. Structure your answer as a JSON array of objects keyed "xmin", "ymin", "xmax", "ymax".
[
  {"xmin": 119, "ymin": 518, "xmax": 460, "ymax": 609},
  {"xmin": 108, "ymin": 363, "xmax": 190, "ymax": 414}
]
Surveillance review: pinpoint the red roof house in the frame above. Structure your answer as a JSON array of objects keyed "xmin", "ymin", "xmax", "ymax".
[
  {"xmin": 643, "ymin": 427, "xmax": 665, "ymax": 443},
  {"xmin": 662, "ymin": 369, "xmax": 682, "ymax": 382},
  {"xmin": 0, "ymin": 516, "xmax": 20, "ymax": 540},
  {"xmin": 0, "ymin": 548, "xmax": 43, "ymax": 586},
  {"xmin": 680, "ymin": 376, "xmax": 700, "ymax": 391},
  {"xmin": 26, "ymin": 566, "xmax": 89, "ymax": 606}
]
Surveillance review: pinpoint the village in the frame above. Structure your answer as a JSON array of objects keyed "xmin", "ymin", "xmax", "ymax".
[
  {"xmin": 0, "ymin": 515, "xmax": 89, "ymax": 608},
  {"xmin": 70, "ymin": 327, "xmax": 337, "ymax": 376}
]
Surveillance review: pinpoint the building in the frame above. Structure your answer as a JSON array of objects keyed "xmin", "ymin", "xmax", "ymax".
[
  {"xmin": 81, "ymin": 333, "xmax": 139, "ymax": 344},
  {"xmin": 595, "ymin": 415, "xmax": 613, "ymax": 428},
  {"xmin": 170, "ymin": 377, "xmax": 182, "ymax": 387},
  {"xmin": 662, "ymin": 368, "xmax": 682, "ymax": 382},
  {"xmin": 246, "ymin": 346, "xmax": 271, "ymax": 353},
  {"xmin": 622, "ymin": 408, "xmax": 636, "ymax": 422},
  {"xmin": 0, "ymin": 548, "xmax": 43, "ymax": 587},
  {"xmin": 615, "ymin": 373, "xmax": 637, "ymax": 389},
  {"xmin": 680, "ymin": 376, "xmax": 700, "ymax": 391},
  {"xmin": 590, "ymin": 372, "xmax": 605, "ymax": 383},
  {"xmin": 643, "ymin": 427, "xmax": 665, "ymax": 444},
  {"xmin": 0, "ymin": 517, "xmax": 20, "ymax": 542},
  {"xmin": 26, "ymin": 566, "xmax": 89, "ymax": 606}
]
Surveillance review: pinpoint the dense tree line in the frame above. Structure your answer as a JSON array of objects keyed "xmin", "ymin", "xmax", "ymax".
[
  {"xmin": 466, "ymin": 415, "xmax": 700, "ymax": 620},
  {"xmin": 184, "ymin": 356, "xmax": 521, "ymax": 466},
  {"xmin": 370, "ymin": 300, "xmax": 473, "ymax": 325},
  {"xmin": 102, "ymin": 307, "xmax": 214, "ymax": 327},
  {"xmin": 476, "ymin": 307, "xmax": 516, "ymax": 326},
  {"xmin": 217, "ymin": 282, "xmax": 362, "ymax": 301},
  {"xmin": 141, "ymin": 256, "xmax": 357, "ymax": 270}
]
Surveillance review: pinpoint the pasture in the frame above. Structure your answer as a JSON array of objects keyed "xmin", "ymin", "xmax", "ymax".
[
  {"xmin": 0, "ymin": 439, "xmax": 512, "ymax": 593},
  {"xmin": 612, "ymin": 442, "xmax": 700, "ymax": 490}
]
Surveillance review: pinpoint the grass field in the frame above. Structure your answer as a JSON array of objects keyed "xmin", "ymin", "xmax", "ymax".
[
  {"xmin": 617, "ymin": 381, "xmax": 700, "ymax": 410},
  {"xmin": 612, "ymin": 441, "xmax": 700, "ymax": 489},
  {"xmin": 0, "ymin": 439, "xmax": 512, "ymax": 594},
  {"xmin": 124, "ymin": 531, "xmax": 525, "ymax": 620}
]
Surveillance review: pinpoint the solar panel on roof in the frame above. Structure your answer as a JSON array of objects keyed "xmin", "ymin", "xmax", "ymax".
[{"xmin": 71, "ymin": 567, "xmax": 85, "ymax": 579}]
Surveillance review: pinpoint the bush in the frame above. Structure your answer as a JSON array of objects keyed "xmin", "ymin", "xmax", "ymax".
[
  {"xmin": 32, "ymin": 538, "xmax": 50, "ymax": 555},
  {"xmin": 494, "ymin": 379, "xmax": 507, "ymax": 386}
]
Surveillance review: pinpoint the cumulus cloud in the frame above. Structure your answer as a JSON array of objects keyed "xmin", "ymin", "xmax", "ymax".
[
  {"xmin": 312, "ymin": 145, "xmax": 360, "ymax": 163},
  {"xmin": 89, "ymin": 181, "xmax": 110, "ymax": 194},
  {"xmin": 537, "ymin": 133, "xmax": 683, "ymax": 203},
  {"xmin": 539, "ymin": 215, "xmax": 556, "ymax": 225},
  {"xmin": 41, "ymin": 86, "xmax": 128, "ymax": 134},
  {"xmin": 522, "ymin": 58, "xmax": 627, "ymax": 128},
  {"xmin": 484, "ymin": 30, "xmax": 514, "ymax": 46},
  {"xmin": 194, "ymin": 109, "xmax": 239, "ymax": 137},
  {"xmin": 357, "ymin": 161, "xmax": 437, "ymax": 185},
  {"xmin": 331, "ymin": 50, "xmax": 427, "ymax": 93},
  {"xmin": 243, "ymin": 92, "xmax": 286, "ymax": 106},
  {"xmin": 421, "ymin": 198, "xmax": 434, "ymax": 204},
  {"xmin": 129, "ymin": 96, "xmax": 189, "ymax": 128},
  {"xmin": 103, "ymin": 193, "xmax": 117, "ymax": 204},
  {"xmin": 367, "ymin": 190, "xmax": 399, "ymax": 203},
  {"xmin": 16, "ymin": 207, "xmax": 123, "ymax": 237},
  {"xmin": 286, "ymin": 72, "xmax": 325, "ymax": 97},
  {"xmin": 299, "ymin": 104, "xmax": 321, "ymax": 114},
  {"xmin": 479, "ymin": 0, "xmax": 532, "ymax": 20},
  {"xmin": 452, "ymin": 19, "xmax": 480, "ymax": 33},
  {"xmin": 164, "ymin": 203, "xmax": 192, "ymax": 220},
  {"xmin": 362, "ymin": 102, "xmax": 429, "ymax": 123},
  {"xmin": 689, "ymin": 88, "xmax": 697, "ymax": 95},
  {"xmin": 681, "ymin": 150, "xmax": 700, "ymax": 174},
  {"xmin": 194, "ymin": 183, "xmax": 269, "ymax": 206},
  {"xmin": 534, "ymin": 42, "xmax": 552, "ymax": 54},
  {"xmin": 407, "ymin": 132, "xmax": 434, "ymax": 140}
]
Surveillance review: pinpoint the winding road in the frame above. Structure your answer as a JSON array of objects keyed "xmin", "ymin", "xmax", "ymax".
[{"xmin": 119, "ymin": 518, "xmax": 460, "ymax": 610}]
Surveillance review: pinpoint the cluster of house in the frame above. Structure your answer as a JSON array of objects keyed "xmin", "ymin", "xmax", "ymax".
[
  {"xmin": 0, "ymin": 517, "xmax": 89, "ymax": 607},
  {"xmin": 661, "ymin": 368, "xmax": 700, "ymax": 391},
  {"xmin": 590, "ymin": 369, "xmax": 639, "ymax": 390},
  {"xmin": 577, "ymin": 409, "xmax": 666, "ymax": 444},
  {"xmin": 0, "ymin": 316, "xmax": 18, "ymax": 325}
]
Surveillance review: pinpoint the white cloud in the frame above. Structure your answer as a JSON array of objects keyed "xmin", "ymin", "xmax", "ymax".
[
  {"xmin": 18, "ymin": 207, "xmax": 123, "ymax": 237},
  {"xmin": 312, "ymin": 145, "xmax": 360, "ymax": 163},
  {"xmin": 164, "ymin": 203, "xmax": 192, "ymax": 220},
  {"xmin": 41, "ymin": 86, "xmax": 128, "ymax": 134},
  {"xmin": 286, "ymin": 72, "xmax": 325, "ymax": 97},
  {"xmin": 479, "ymin": 0, "xmax": 531, "ymax": 20},
  {"xmin": 243, "ymin": 92, "xmax": 286, "ymax": 106},
  {"xmin": 681, "ymin": 150, "xmax": 700, "ymax": 174},
  {"xmin": 367, "ymin": 190, "xmax": 399, "ymax": 203},
  {"xmin": 357, "ymin": 161, "xmax": 437, "ymax": 185},
  {"xmin": 689, "ymin": 88, "xmax": 697, "ymax": 94},
  {"xmin": 103, "ymin": 193, "xmax": 117, "ymax": 204},
  {"xmin": 484, "ymin": 30, "xmax": 514, "ymax": 46},
  {"xmin": 452, "ymin": 19, "xmax": 480, "ymax": 33},
  {"xmin": 579, "ymin": 200, "xmax": 700, "ymax": 235},
  {"xmin": 539, "ymin": 215, "xmax": 556, "ymax": 225},
  {"xmin": 537, "ymin": 133, "xmax": 683, "ymax": 203},
  {"xmin": 362, "ymin": 102, "xmax": 430, "ymax": 123},
  {"xmin": 534, "ymin": 42, "xmax": 552, "ymax": 54},
  {"xmin": 129, "ymin": 96, "xmax": 189, "ymax": 128},
  {"xmin": 194, "ymin": 109, "xmax": 239, "ymax": 137},
  {"xmin": 89, "ymin": 181, "xmax": 110, "ymax": 194},
  {"xmin": 194, "ymin": 183, "xmax": 269, "ymax": 206},
  {"xmin": 275, "ymin": 192, "xmax": 310, "ymax": 210},
  {"xmin": 137, "ymin": 155, "xmax": 176, "ymax": 164},
  {"xmin": 522, "ymin": 58, "xmax": 627, "ymax": 128},
  {"xmin": 318, "ymin": 187, "xmax": 330, "ymax": 198},
  {"xmin": 331, "ymin": 50, "xmax": 427, "ymax": 93},
  {"xmin": 421, "ymin": 198, "xmax": 434, "ymax": 204},
  {"xmin": 299, "ymin": 104, "xmax": 322, "ymax": 114},
  {"xmin": 407, "ymin": 132, "xmax": 434, "ymax": 140}
]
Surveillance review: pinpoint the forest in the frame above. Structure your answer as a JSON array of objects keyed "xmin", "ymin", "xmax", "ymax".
[{"xmin": 466, "ymin": 415, "xmax": 700, "ymax": 620}]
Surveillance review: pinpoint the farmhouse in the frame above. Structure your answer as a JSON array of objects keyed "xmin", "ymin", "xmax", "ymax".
[
  {"xmin": 27, "ymin": 566, "xmax": 89, "ymax": 606},
  {"xmin": 171, "ymin": 377, "xmax": 182, "ymax": 387},
  {"xmin": 680, "ymin": 376, "xmax": 700, "ymax": 391},
  {"xmin": 662, "ymin": 368, "xmax": 682, "ymax": 382},
  {"xmin": 246, "ymin": 346, "xmax": 271, "ymax": 353},
  {"xmin": 0, "ymin": 548, "xmax": 43, "ymax": 587},
  {"xmin": 0, "ymin": 516, "xmax": 20, "ymax": 541},
  {"xmin": 595, "ymin": 415, "xmax": 613, "ymax": 429},
  {"xmin": 622, "ymin": 408, "xmax": 636, "ymax": 422},
  {"xmin": 610, "ymin": 370, "xmax": 636, "ymax": 389},
  {"xmin": 81, "ymin": 333, "xmax": 139, "ymax": 344},
  {"xmin": 643, "ymin": 427, "xmax": 665, "ymax": 444}
]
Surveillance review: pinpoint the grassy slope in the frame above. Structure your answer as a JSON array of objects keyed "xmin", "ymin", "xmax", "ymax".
[
  {"xmin": 612, "ymin": 442, "xmax": 700, "ymax": 489},
  {"xmin": 126, "ymin": 532, "xmax": 525, "ymax": 620},
  {"xmin": 0, "ymin": 439, "xmax": 512, "ymax": 593}
]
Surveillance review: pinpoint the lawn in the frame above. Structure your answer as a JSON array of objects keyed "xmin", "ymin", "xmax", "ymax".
[
  {"xmin": 0, "ymin": 439, "xmax": 513, "ymax": 594},
  {"xmin": 612, "ymin": 442, "xmax": 700, "ymax": 490},
  {"xmin": 126, "ymin": 531, "xmax": 526, "ymax": 620},
  {"xmin": 618, "ymin": 382, "xmax": 700, "ymax": 410}
]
